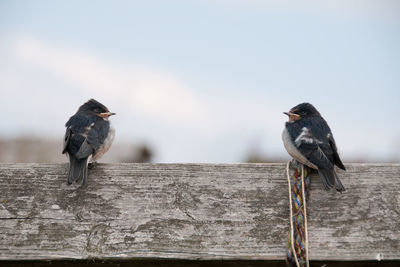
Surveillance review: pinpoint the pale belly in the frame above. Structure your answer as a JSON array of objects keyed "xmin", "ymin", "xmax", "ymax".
[
  {"xmin": 91, "ymin": 126, "xmax": 115, "ymax": 161},
  {"xmin": 282, "ymin": 127, "xmax": 317, "ymax": 169}
]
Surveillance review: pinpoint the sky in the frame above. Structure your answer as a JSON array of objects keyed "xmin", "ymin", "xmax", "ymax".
[{"xmin": 0, "ymin": 0, "xmax": 399, "ymax": 163}]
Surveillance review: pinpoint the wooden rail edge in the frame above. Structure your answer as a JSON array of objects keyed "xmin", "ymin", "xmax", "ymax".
[{"xmin": 0, "ymin": 163, "xmax": 399, "ymax": 261}]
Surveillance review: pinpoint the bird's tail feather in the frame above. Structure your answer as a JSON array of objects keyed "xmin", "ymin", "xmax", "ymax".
[
  {"xmin": 67, "ymin": 155, "xmax": 88, "ymax": 185},
  {"xmin": 333, "ymin": 170, "xmax": 346, "ymax": 193},
  {"xmin": 318, "ymin": 168, "xmax": 346, "ymax": 193},
  {"xmin": 318, "ymin": 168, "xmax": 335, "ymax": 191}
]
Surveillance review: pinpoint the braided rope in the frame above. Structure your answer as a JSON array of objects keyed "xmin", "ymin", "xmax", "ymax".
[
  {"xmin": 286, "ymin": 161, "xmax": 311, "ymax": 267},
  {"xmin": 301, "ymin": 164, "xmax": 310, "ymax": 266}
]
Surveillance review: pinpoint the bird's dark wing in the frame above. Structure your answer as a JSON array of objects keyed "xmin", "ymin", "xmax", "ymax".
[
  {"xmin": 293, "ymin": 117, "xmax": 334, "ymax": 170},
  {"xmin": 327, "ymin": 133, "xmax": 346, "ymax": 170},
  {"xmin": 296, "ymin": 141, "xmax": 333, "ymax": 170},
  {"xmin": 295, "ymin": 130, "xmax": 338, "ymax": 189},
  {"xmin": 74, "ymin": 118, "xmax": 110, "ymax": 159},
  {"xmin": 63, "ymin": 109, "xmax": 90, "ymax": 154},
  {"xmin": 289, "ymin": 117, "xmax": 345, "ymax": 191},
  {"xmin": 75, "ymin": 126, "xmax": 99, "ymax": 159},
  {"xmin": 64, "ymin": 113, "xmax": 96, "ymax": 158},
  {"xmin": 307, "ymin": 116, "xmax": 346, "ymax": 171}
]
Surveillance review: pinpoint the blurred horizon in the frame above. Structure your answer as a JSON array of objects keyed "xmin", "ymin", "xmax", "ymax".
[{"xmin": 1, "ymin": 0, "xmax": 399, "ymax": 163}]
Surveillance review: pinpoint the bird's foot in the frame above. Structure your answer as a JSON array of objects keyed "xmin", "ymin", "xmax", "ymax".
[
  {"xmin": 290, "ymin": 159, "xmax": 302, "ymax": 169},
  {"xmin": 88, "ymin": 161, "xmax": 97, "ymax": 169}
]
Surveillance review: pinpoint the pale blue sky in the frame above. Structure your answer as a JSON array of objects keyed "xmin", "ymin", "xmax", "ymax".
[{"xmin": 1, "ymin": 0, "xmax": 399, "ymax": 162}]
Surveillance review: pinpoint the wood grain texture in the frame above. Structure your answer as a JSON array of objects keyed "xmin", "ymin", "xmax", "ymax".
[{"xmin": 0, "ymin": 163, "xmax": 399, "ymax": 261}]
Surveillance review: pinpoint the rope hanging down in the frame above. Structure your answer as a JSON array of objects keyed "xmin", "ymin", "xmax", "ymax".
[{"xmin": 286, "ymin": 161, "xmax": 311, "ymax": 267}]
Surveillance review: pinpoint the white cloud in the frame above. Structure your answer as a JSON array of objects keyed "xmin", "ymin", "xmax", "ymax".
[{"xmin": 12, "ymin": 37, "xmax": 208, "ymax": 126}]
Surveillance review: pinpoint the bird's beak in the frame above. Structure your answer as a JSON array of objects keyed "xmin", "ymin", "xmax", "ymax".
[
  {"xmin": 283, "ymin": 111, "xmax": 300, "ymax": 121},
  {"xmin": 99, "ymin": 112, "xmax": 116, "ymax": 118}
]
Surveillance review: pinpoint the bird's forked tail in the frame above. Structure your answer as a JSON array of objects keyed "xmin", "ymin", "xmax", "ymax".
[
  {"xmin": 67, "ymin": 154, "xmax": 88, "ymax": 185},
  {"xmin": 318, "ymin": 168, "xmax": 345, "ymax": 193}
]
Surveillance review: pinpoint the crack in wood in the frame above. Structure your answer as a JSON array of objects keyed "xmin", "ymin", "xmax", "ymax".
[{"xmin": 0, "ymin": 217, "xmax": 67, "ymax": 220}]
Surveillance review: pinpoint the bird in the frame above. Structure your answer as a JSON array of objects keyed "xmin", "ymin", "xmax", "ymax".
[
  {"xmin": 282, "ymin": 102, "xmax": 346, "ymax": 192},
  {"xmin": 62, "ymin": 99, "xmax": 116, "ymax": 185}
]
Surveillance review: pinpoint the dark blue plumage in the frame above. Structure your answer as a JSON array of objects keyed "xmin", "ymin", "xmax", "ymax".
[
  {"xmin": 282, "ymin": 103, "xmax": 345, "ymax": 192},
  {"xmin": 63, "ymin": 99, "xmax": 115, "ymax": 185}
]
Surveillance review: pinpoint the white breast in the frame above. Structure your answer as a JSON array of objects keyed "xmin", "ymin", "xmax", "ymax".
[
  {"xmin": 282, "ymin": 127, "xmax": 317, "ymax": 169},
  {"xmin": 91, "ymin": 125, "xmax": 115, "ymax": 161}
]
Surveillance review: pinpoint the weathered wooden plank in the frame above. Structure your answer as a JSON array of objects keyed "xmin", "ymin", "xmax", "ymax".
[
  {"xmin": 0, "ymin": 163, "xmax": 399, "ymax": 261},
  {"xmin": 3, "ymin": 259, "xmax": 400, "ymax": 267}
]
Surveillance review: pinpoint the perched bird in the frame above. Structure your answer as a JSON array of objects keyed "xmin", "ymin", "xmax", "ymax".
[
  {"xmin": 282, "ymin": 103, "xmax": 345, "ymax": 192},
  {"xmin": 62, "ymin": 99, "xmax": 115, "ymax": 185}
]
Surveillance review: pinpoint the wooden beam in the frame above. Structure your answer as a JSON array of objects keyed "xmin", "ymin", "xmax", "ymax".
[{"xmin": 0, "ymin": 163, "xmax": 399, "ymax": 261}]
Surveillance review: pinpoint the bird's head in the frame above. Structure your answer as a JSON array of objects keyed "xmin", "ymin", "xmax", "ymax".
[
  {"xmin": 284, "ymin": 102, "xmax": 320, "ymax": 122},
  {"xmin": 78, "ymin": 99, "xmax": 116, "ymax": 119}
]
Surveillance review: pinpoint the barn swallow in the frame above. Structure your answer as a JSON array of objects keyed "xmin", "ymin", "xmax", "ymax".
[
  {"xmin": 62, "ymin": 99, "xmax": 115, "ymax": 185},
  {"xmin": 282, "ymin": 103, "xmax": 345, "ymax": 192}
]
